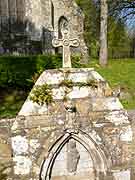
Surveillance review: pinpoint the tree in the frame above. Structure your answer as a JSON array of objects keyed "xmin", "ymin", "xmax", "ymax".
[
  {"xmin": 108, "ymin": 17, "xmax": 131, "ymax": 59},
  {"xmin": 76, "ymin": 0, "xmax": 133, "ymax": 61},
  {"xmin": 108, "ymin": 0, "xmax": 135, "ymax": 27},
  {"xmin": 76, "ymin": 0, "xmax": 100, "ymax": 58},
  {"xmin": 108, "ymin": 0, "xmax": 135, "ymax": 58},
  {"xmin": 99, "ymin": 0, "xmax": 108, "ymax": 66},
  {"xmin": 129, "ymin": 29, "xmax": 135, "ymax": 58}
]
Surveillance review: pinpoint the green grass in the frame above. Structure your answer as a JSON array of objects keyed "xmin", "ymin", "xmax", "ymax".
[{"xmin": 88, "ymin": 58, "xmax": 135, "ymax": 109}]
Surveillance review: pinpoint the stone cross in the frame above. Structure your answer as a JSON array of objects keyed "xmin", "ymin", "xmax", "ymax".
[{"xmin": 52, "ymin": 29, "xmax": 80, "ymax": 68}]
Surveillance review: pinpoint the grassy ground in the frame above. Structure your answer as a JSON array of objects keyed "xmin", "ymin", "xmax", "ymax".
[
  {"xmin": 88, "ymin": 58, "xmax": 135, "ymax": 109},
  {"xmin": 0, "ymin": 58, "xmax": 135, "ymax": 119}
]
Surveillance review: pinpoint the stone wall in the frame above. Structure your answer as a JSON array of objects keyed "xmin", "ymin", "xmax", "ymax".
[
  {"xmin": 0, "ymin": 68, "xmax": 134, "ymax": 180},
  {"xmin": 0, "ymin": 0, "xmax": 88, "ymax": 60}
]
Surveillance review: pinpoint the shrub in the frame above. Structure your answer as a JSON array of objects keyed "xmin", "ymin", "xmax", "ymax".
[
  {"xmin": 0, "ymin": 54, "xmax": 82, "ymax": 89},
  {"xmin": 0, "ymin": 54, "xmax": 62, "ymax": 89}
]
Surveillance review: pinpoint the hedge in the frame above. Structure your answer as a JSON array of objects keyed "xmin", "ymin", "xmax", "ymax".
[{"xmin": 0, "ymin": 54, "xmax": 81, "ymax": 89}]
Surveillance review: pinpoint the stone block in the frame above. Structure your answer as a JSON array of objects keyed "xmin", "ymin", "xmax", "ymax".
[
  {"xmin": 92, "ymin": 97, "xmax": 123, "ymax": 111},
  {"xmin": 113, "ymin": 169, "xmax": 130, "ymax": 180},
  {"xmin": 13, "ymin": 156, "xmax": 32, "ymax": 175},
  {"xmin": 12, "ymin": 136, "xmax": 28, "ymax": 155}
]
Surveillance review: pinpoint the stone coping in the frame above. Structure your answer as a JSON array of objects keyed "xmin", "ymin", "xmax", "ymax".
[{"xmin": 44, "ymin": 68, "xmax": 94, "ymax": 73}]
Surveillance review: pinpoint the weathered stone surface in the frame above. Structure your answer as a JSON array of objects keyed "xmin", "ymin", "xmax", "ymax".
[
  {"xmin": 13, "ymin": 156, "xmax": 32, "ymax": 175},
  {"xmin": 52, "ymin": 28, "xmax": 80, "ymax": 68},
  {"xmin": 19, "ymin": 68, "xmax": 121, "ymax": 116},
  {"xmin": 0, "ymin": 143, "xmax": 11, "ymax": 158},
  {"xmin": 67, "ymin": 139, "xmax": 80, "ymax": 173},
  {"xmin": 0, "ymin": 68, "xmax": 134, "ymax": 180},
  {"xmin": 105, "ymin": 110, "xmax": 129, "ymax": 125},
  {"xmin": 92, "ymin": 97, "xmax": 123, "ymax": 111},
  {"xmin": 113, "ymin": 169, "xmax": 131, "ymax": 180},
  {"xmin": 12, "ymin": 135, "xmax": 29, "ymax": 155},
  {"xmin": 120, "ymin": 125, "xmax": 133, "ymax": 142}
]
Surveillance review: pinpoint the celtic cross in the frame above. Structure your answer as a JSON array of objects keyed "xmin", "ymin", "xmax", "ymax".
[{"xmin": 52, "ymin": 29, "xmax": 80, "ymax": 68}]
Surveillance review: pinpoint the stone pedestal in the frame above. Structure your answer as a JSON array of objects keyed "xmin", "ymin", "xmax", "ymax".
[{"xmin": 0, "ymin": 68, "xmax": 133, "ymax": 179}]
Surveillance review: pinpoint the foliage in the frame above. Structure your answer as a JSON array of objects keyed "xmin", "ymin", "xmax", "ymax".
[
  {"xmin": 0, "ymin": 55, "xmax": 35, "ymax": 89},
  {"xmin": 76, "ymin": 0, "xmax": 134, "ymax": 59},
  {"xmin": 59, "ymin": 79, "xmax": 98, "ymax": 89},
  {"xmin": 108, "ymin": 0, "xmax": 135, "ymax": 26},
  {"xmin": 29, "ymin": 84, "xmax": 53, "ymax": 106},
  {"xmin": 0, "ymin": 88, "xmax": 28, "ymax": 118},
  {"xmin": 129, "ymin": 29, "xmax": 135, "ymax": 58},
  {"xmin": 59, "ymin": 80, "xmax": 74, "ymax": 88},
  {"xmin": 76, "ymin": 0, "xmax": 100, "ymax": 58},
  {"xmin": 0, "ymin": 55, "xmax": 62, "ymax": 89},
  {"xmin": 0, "ymin": 55, "xmax": 83, "ymax": 89},
  {"xmin": 108, "ymin": 17, "xmax": 131, "ymax": 59},
  {"xmin": 0, "ymin": 54, "xmax": 83, "ymax": 118},
  {"xmin": 108, "ymin": 0, "xmax": 135, "ymax": 58},
  {"xmin": 71, "ymin": 55, "xmax": 84, "ymax": 68}
]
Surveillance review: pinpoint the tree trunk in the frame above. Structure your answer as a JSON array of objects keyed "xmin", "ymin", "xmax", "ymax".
[
  {"xmin": 132, "ymin": 37, "xmax": 135, "ymax": 58},
  {"xmin": 99, "ymin": 0, "xmax": 108, "ymax": 66}
]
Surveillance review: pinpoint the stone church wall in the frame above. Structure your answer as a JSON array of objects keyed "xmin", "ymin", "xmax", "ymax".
[{"xmin": 0, "ymin": 0, "xmax": 88, "ymax": 61}]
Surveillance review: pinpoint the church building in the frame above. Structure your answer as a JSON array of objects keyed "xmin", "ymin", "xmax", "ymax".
[{"xmin": 0, "ymin": 0, "xmax": 88, "ymax": 59}]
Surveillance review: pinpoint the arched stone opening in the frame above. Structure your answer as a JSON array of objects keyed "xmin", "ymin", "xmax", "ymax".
[
  {"xmin": 51, "ymin": 0, "xmax": 54, "ymax": 28},
  {"xmin": 58, "ymin": 16, "xmax": 69, "ymax": 38},
  {"xmin": 39, "ymin": 130, "xmax": 110, "ymax": 180}
]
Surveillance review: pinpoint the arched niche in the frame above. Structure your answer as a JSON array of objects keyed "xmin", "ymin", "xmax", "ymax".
[
  {"xmin": 51, "ymin": 0, "xmax": 54, "ymax": 28},
  {"xmin": 39, "ymin": 130, "xmax": 110, "ymax": 180},
  {"xmin": 58, "ymin": 16, "xmax": 69, "ymax": 38}
]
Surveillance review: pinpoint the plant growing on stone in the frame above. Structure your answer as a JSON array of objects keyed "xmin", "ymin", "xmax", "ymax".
[
  {"xmin": 86, "ymin": 79, "xmax": 98, "ymax": 88},
  {"xmin": 59, "ymin": 79, "xmax": 74, "ymax": 88},
  {"xmin": 77, "ymin": 80, "xmax": 98, "ymax": 88},
  {"xmin": 29, "ymin": 84, "xmax": 53, "ymax": 106},
  {"xmin": 59, "ymin": 79, "xmax": 98, "ymax": 102},
  {"xmin": 59, "ymin": 79, "xmax": 98, "ymax": 89}
]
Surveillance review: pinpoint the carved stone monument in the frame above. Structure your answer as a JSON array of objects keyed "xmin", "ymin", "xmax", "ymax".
[
  {"xmin": 67, "ymin": 139, "xmax": 80, "ymax": 173},
  {"xmin": 0, "ymin": 2, "xmax": 134, "ymax": 180},
  {"xmin": 0, "ymin": 61, "xmax": 133, "ymax": 180},
  {"xmin": 52, "ymin": 29, "xmax": 80, "ymax": 68}
]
